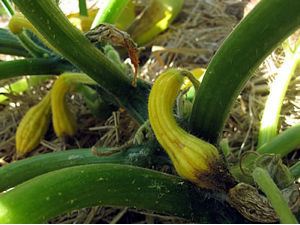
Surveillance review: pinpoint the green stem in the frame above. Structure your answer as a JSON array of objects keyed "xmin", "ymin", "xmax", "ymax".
[
  {"xmin": 230, "ymin": 122, "xmax": 300, "ymax": 183},
  {"xmin": 17, "ymin": 31, "xmax": 51, "ymax": 57},
  {"xmin": 78, "ymin": 0, "xmax": 88, "ymax": 17},
  {"xmin": 0, "ymin": 46, "xmax": 30, "ymax": 57},
  {"xmin": 91, "ymin": 0, "xmax": 129, "ymax": 28},
  {"xmin": 0, "ymin": 57, "xmax": 74, "ymax": 80},
  {"xmin": 1, "ymin": 0, "xmax": 14, "ymax": 16},
  {"xmin": 0, "ymin": 28, "xmax": 31, "ymax": 57},
  {"xmin": 189, "ymin": 0, "xmax": 300, "ymax": 145},
  {"xmin": 252, "ymin": 167, "xmax": 298, "ymax": 224},
  {"xmin": 0, "ymin": 164, "xmax": 246, "ymax": 224},
  {"xmin": 257, "ymin": 41, "xmax": 300, "ymax": 147},
  {"xmin": 257, "ymin": 122, "xmax": 300, "ymax": 157},
  {"xmin": 11, "ymin": 0, "xmax": 150, "ymax": 124},
  {"xmin": 0, "ymin": 143, "xmax": 165, "ymax": 192}
]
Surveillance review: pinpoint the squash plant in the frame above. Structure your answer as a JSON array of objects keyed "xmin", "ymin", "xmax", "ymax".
[{"xmin": 0, "ymin": 0, "xmax": 300, "ymax": 223}]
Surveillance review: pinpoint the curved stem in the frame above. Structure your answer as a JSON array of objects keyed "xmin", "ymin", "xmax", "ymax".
[
  {"xmin": 0, "ymin": 57, "xmax": 74, "ymax": 80},
  {"xmin": 16, "ymin": 31, "xmax": 51, "ymax": 57},
  {"xmin": 252, "ymin": 167, "xmax": 298, "ymax": 224},
  {"xmin": 189, "ymin": 0, "xmax": 300, "ymax": 145},
  {"xmin": 0, "ymin": 46, "xmax": 30, "ymax": 57},
  {"xmin": 0, "ymin": 164, "xmax": 246, "ymax": 224},
  {"xmin": 0, "ymin": 143, "xmax": 165, "ymax": 192}
]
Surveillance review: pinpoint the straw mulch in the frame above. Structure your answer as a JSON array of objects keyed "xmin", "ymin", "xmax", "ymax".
[{"xmin": 0, "ymin": 0, "xmax": 299, "ymax": 223}]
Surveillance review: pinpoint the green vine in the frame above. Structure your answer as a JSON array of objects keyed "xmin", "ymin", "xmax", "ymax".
[{"xmin": 0, "ymin": 164, "xmax": 247, "ymax": 224}]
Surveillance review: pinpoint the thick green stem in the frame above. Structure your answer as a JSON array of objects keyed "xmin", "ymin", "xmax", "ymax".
[
  {"xmin": 0, "ymin": 46, "xmax": 30, "ymax": 57},
  {"xmin": 16, "ymin": 32, "xmax": 51, "ymax": 57},
  {"xmin": 0, "ymin": 164, "xmax": 246, "ymax": 224},
  {"xmin": 256, "ymin": 122, "xmax": 300, "ymax": 157},
  {"xmin": 0, "ymin": 57, "xmax": 74, "ymax": 80},
  {"xmin": 257, "ymin": 41, "xmax": 300, "ymax": 147},
  {"xmin": 78, "ymin": 0, "xmax": 88, "ymax": 17},
  {"xmin": 0, "ymin": 143, "xmax": 165, "ymax": 192},
  {"xmin": 11, "ymin": 0, "xmax": 149, "ymax": 124},
  {"xmin": 252, "ymin": 167, "xmax": 298, "ymax": 224},
  {"xmin": 189, "ymin": 0, "xmax": 300, "ymax": 145},
  {"xmin": 91, "ymin": 0, "xmax": 129, "ymax": 28}
]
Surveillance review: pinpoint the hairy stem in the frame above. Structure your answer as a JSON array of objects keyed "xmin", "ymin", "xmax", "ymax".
[{"xmin": 252, "ymin": 167, "xmax": 298, "ymax": 224}]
